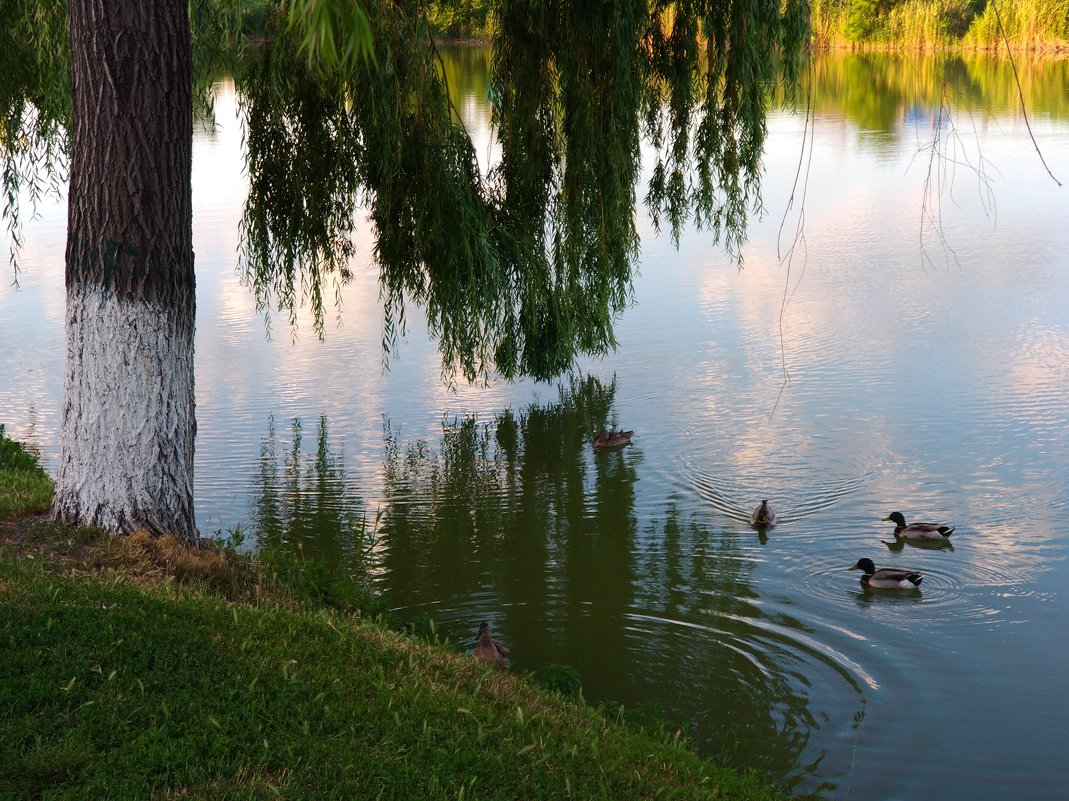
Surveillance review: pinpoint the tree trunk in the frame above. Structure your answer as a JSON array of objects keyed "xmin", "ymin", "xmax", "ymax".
[{"xmin": 54, "ymin": 0, "xmax": 197, "ymax": 541}]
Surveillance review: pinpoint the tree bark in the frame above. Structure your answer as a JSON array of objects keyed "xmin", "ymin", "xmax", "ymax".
[{"xmin": 55, "ymin": 0, "xmax": 197, "ymax": 541}]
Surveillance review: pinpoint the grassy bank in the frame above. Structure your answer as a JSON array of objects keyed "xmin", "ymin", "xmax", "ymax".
[
  {"xmin": 811, "ymin": 0, "xmax": 1069, "ymax": 51},
  {"xmin": 0, "ymin": 425, "xmax": 52, "ymax": 519},
  {"xmin": 0, "ymin": 432, "xmax": 785, "ymax": 800}
]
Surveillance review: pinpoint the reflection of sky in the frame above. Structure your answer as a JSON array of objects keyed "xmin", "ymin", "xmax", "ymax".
[
  {"xmin": 0, "ymin": 174, "xmax": 67, "ymax": 455},
  {"xmin": 3, "ymin": 54, "xmax": 1069, "ymax": 800},
  {"xmin": 656, "ymin": 115, "xmax": 1069, "ymax": 688}
]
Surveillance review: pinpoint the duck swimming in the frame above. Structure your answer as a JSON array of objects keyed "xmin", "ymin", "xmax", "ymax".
[
  {"xmin": 594, "ymin": 429, "xmax": 634, "ymax": 448},
  {"xmin": 851, "ymin": 557, "xmax": 923, "ymax": 589},
  {"xmin": 473, "ymin": 621, "xmax": 510, "ymax": 670},
  {"xmin": 884, "ymin": 512, "xmax": 954, "ymax": 541},
  {"xmin": 750, "ymin": 499, "xmax": 776, "ymax": 528}
]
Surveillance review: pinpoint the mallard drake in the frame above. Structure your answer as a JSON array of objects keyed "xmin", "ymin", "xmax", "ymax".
[
  {"xmin": 884, "ymin": 511, "xmax": 954, "ymax": 540},
  {"xmin": 594, "ymin": 429, "xmax": 634, "ymax": 448},
  {"xmin": 473, "ymin": 621, "xmax": 510, "ymax": 670},
  {"xmin": 750, "ymin": 499, "xmax": 776, "ymax": 528},
  {"xmin": 851, "ymin": 557, "xmax": 922, "ymax": 589}
]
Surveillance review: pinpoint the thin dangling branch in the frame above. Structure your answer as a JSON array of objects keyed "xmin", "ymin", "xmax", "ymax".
[{"xmin": 991, "ymin": 0, "xmax": 1061, "ymax": 187}]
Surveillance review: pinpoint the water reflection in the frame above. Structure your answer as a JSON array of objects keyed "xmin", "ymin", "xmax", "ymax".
[
  {"xmin": 251, "ymin": 415, "xmax": 370, "ymax": 569},
  {"xmin": 807, "ymin": 52, "xmax": 1069, "ymax": 138},
  {"xmin": 882, "ymin": 535, "xmax": 954, "ymax": 552},
  {"xmin": 628, "ymin": 506, "xmax": 870, "ymax": 798},
  {"xmin": 377, "ymin": 374, "xmax": 633, "ymax": 641},
  {"xmin": 369, "ymin": 376, "xmax": 866, "ymax": 797},
  {"xmin": 241, "ymin": 378, "xmax": 869, "ymax": 795}
]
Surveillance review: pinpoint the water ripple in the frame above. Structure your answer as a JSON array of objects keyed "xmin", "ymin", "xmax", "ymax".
[{"xmin": 790, "ymin": 542, "xmax": 1052, "ymax": 631}]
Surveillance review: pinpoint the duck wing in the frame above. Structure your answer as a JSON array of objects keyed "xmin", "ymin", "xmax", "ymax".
[
  {"xmin": 869, "ymin": 567, "xmax": 923, "ymax": 587},
  {"xmin": 901, "ymin": 522, "xmax": 954, "ymax": 539}
]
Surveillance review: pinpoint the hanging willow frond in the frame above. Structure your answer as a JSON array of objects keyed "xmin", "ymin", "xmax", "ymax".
[
  {"xmin": 237, "ymin": 1, "xmax": 812, "ymax": 382},
  {"xmin": 0, "ymin": 0, "xmax": 70, "ymax": 272}
]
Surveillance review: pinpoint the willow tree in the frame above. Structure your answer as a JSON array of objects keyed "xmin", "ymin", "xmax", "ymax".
[
  {"xmin": 3, "ymin": 0, "xmax": 808, "ymax": 541},
  {"xmin": 242, "ymin": 0, "xmax": 809, "ymax": 382}
]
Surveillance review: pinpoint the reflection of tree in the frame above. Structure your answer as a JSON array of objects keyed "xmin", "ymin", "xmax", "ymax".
[
  {"xmin": 252, "ymin": 415, "xmax": 370, "ymax": 570},
  {"xmin": 805, "ymin": 51, "xmax": 1069, "ymax": 141},
  {"xmin": 376, "ymin": 375, "xmax": 853, "ymax": 797},
  {"xmin": 242, "ymin": 380, "xmax": 854, "ymax": 794},
  {"xmin": 379, "ymin": 374, "xmax": 634, "ymax": 660},
  {"xmin": 435, "ymin": 45, "xmax": 492, "ymax": 131}
]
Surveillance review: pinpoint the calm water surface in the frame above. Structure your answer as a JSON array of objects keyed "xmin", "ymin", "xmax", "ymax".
[{"xmin": 3, "ymin": 52, "xmax": 1069, "ymax": 799}]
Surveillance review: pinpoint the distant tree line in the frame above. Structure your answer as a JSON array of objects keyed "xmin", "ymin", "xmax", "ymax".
[
  {"xmin": 230, "ymin": 1, "xmax": 1066, "ymax": 50},
  {"xmin": 810, "ymin": 0, "xmax": 1067, "ymax": 49},
  {"xmin": 424, "ymin": 0, "xmax": 493, "ymax": 40}
]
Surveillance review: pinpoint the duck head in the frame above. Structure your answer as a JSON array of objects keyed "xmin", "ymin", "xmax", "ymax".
[{"xmin": 851, "ymin": 558, "xmax": 876, "ymax": 575}]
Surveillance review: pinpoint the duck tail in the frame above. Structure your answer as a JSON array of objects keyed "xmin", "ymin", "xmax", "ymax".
[
  {"xmin": 940, "ymin": 527, "xmax": 955, "ymax": 537},
  {"xmin": 910, "ymin": 574, "xmax": 923, "ymax": 586}
]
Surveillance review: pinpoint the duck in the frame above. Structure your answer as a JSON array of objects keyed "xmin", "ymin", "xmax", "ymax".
[
  {"xmin": 750, "ymin": 499, "xmax": 776, "ymax": 528},
  {"xmin": 594, "ymin": 429, "xmax": 634, "ymax": 448},
  {"xmin": 851, "ymin": 557, "xmax": 922, "ymax": 589},
  {"xmin": 473, "ymin": 621, "xmax": 510, "ymax": 670},
  {"xmin": 884, "ymin": 511, "xmax": 954, "ymax": 541}
]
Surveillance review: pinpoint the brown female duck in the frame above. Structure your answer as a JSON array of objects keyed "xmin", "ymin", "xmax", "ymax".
[
  {"xmin": 594, "ymin": 429, "xmax": 634, "ymax": 448},
  {"xmin": 750, "ymin": 499, "xmax": 776, "ymax": 528},
  {"xmin": 473, "ymin": 621, "xmax": 510, "ymax": 670}
]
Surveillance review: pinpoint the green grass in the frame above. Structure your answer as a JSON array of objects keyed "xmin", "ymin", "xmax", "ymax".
[
  {"xmin": 0, "ymin": 425, "xmax": 54, "ymax": 519},
  {"xmin": 0, "ymin": 434, "xmax": 787, "ymax": 801},
  {"xmin": 0, "ymin": 547, "xmax": 785, "ymax": 800}
]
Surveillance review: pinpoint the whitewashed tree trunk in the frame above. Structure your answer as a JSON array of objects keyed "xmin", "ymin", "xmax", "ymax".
[
  {"xmin": 55, "ymin": 287, "xmax": 196, "ymax": 539},
  {"xmin": 54, "ymin": 0, "xmax": 197, "ymax": 541}
]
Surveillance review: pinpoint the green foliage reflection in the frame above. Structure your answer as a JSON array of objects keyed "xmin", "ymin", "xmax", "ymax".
[
  {"xmin": 804, "ymin": 50, "xmax": 1069, "ymax": 136},
  {"xmin": 378, "ymin": 375, "xmax": 635, "ymax": 665},
  {"xmin": 237, "ymin": 378, "xmax": 864, "ymax": 791},
  {"xmin": 372, "ymin": 377, "xmax": 859, "ymax": 795},
  {"xmin": 252, "ymin": 415, "xmax": 375, "ymax": 588}
]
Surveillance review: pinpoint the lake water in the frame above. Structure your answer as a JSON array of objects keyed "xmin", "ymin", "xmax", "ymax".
[{"xmin": 3, "ymin": 51, "xmax": 1069, "ymax": 799}]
